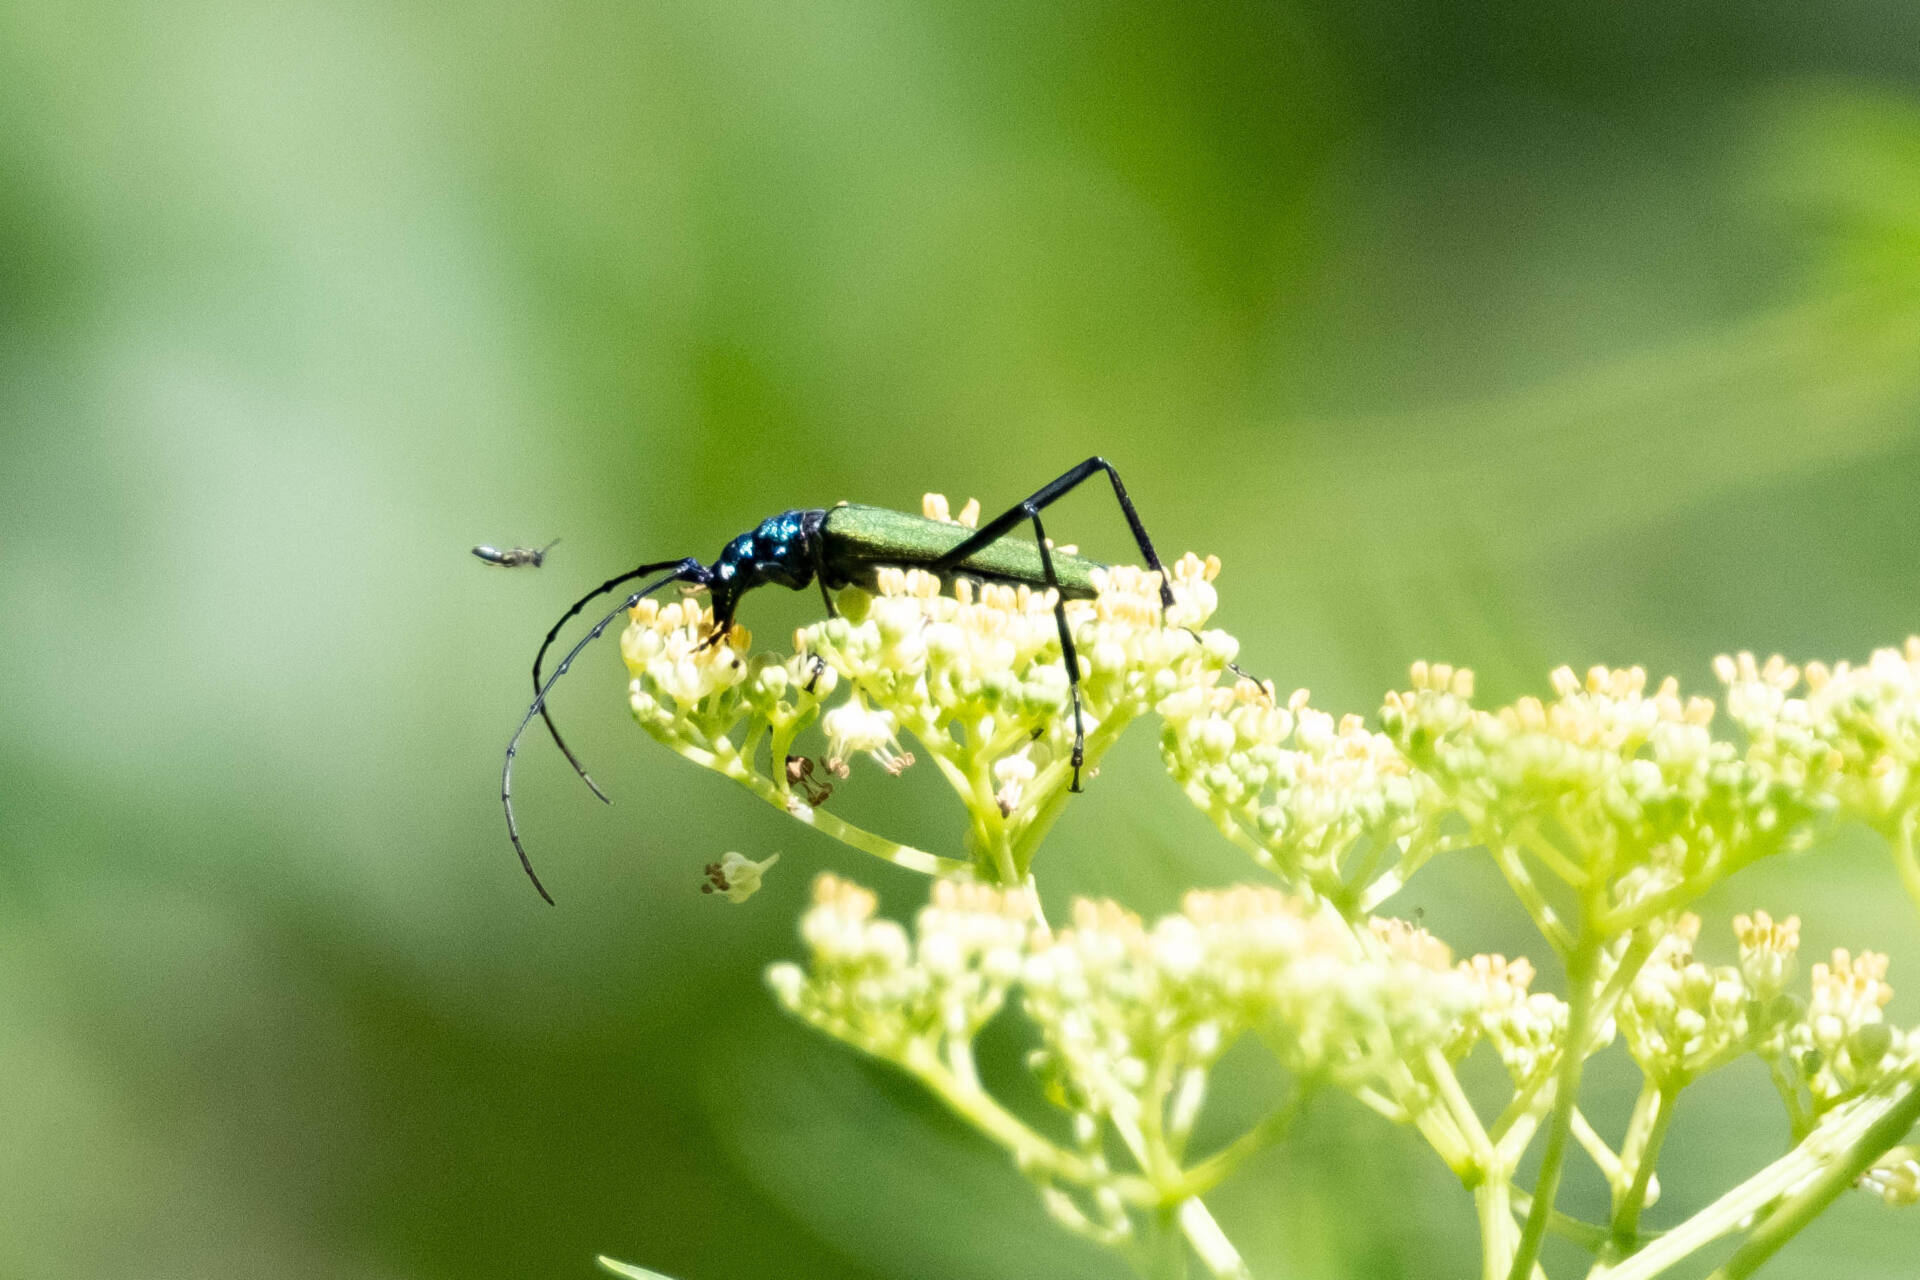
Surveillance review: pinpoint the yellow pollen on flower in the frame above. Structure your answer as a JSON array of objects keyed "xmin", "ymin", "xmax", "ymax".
[
  {"xmin": 1734, "ymin": 910, "xmax": 1801, "ymax": 955},
  {"xmin": 1462, "ymin": 954, "xmax": 1537, "ymax": 1002},
  {"xmin": 1180, "ymin": 884, "xmax": 1302, "ymax": 925},
  {"xmin": 1181, "ymin": 552, "xmax": 1222, "ymax": 584},
  {"xmin": 810, "ymin": 872, "xmax": 878, "ymax": 919},
  {"xmin": 1408, "ymin": 661, "xmax": 1475, "ymax": 696},
  {"xmin": 875, "ymin": 566, "xmax": 947, "ymax": 600},
  {"xmin": 1672, "ymin": 913, "xmax": 1704, "ymax": 946},
  {"xmin": 927, "ymin": 876, "xmax": 1029, "ymax": 919},
  {"xmin": 1370, "ymin": 916, "xmax": 1454, "ymax": 970},
  {"xmin": 1587, "ymin": 665, "xmax": 1647, "ymax": 698},
  {"xmin": 1716, "ymin": 651, "xmax": 1801, "ymax": 691},
  {"xmin": 1812, "ymin": 949, "xmax": 1895, "ymax": 1012}
]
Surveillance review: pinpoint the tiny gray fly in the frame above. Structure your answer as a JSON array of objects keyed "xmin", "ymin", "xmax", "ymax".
[{"xmin": 473, "ymin": 539, "xmax": 559, "ymax": 569}]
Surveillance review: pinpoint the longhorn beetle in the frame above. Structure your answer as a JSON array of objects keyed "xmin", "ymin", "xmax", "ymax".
[{"xmin": 502, "ymin": 457, "xmax": 1246, "ymax": 903}]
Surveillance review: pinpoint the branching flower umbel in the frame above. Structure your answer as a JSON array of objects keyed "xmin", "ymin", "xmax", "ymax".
[{"xmin": 604, "ymin": 510, "xmax": 1920, "ymax": 1280}]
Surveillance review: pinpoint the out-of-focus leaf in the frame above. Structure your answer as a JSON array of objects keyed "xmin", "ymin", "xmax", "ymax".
[{"xmin": 599, "ymin": 1257, "xmax": 682, "ymax": 1280}]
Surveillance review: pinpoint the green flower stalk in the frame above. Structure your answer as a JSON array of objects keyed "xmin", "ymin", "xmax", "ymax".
[{"xmin": 605, "ymin": 505, "xmax": 1920, "ymax": 1280}]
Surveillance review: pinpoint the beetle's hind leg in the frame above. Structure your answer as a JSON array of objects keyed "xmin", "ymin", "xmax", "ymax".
[
  {"xmin": 927, "ymin": 457, "xmax": 1177, "ymax": 791},
  {"xmin": 947, "ymin": 500, "xmax": 1091, "ymax": 790},
  {"xmin": 927, "ymin": 456, "xmax": 1278, "ymax": 781},
  {"xmin": 935, "ymin": 456, "xmax": 1174, "ymax": 598}
]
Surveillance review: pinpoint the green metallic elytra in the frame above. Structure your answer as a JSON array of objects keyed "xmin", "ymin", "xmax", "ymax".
[{"xmin": 822, "ymin": 504, "xmax": 1104, "ymax": 597}]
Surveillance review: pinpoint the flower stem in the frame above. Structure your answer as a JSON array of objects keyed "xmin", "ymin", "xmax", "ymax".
[
  {"xmin": 1592, "ymin": 1081, "xmax": 1920, "ymax": 1280},
  {"xmin": 1606, "ymin": 1083, "xmax": 1673, "ymax": 1258},
  {"xmin": 1172, "ymin": 1089, "xmax": 1310, "ymax": 1198},
  {"xmin": 1891, "ymin": 809, "xmax": 1920, "ymax": 919},
  {"xmin": 1146, "ymin": 1205, "xmax": 1189, "ymax": 1280},
  {"xmin": 1509, "ymin": 1189, "xmax": 1616, "ymax": 1253},
  {"xmin": 1708, "ymin": 1080, "xmax": 1920, "ymax": 1280},
  {"xmin": 1175, "ymin": 1198, "xmax": 1251, "ymax": 1280},
  {"xmin": 717, "ymin": 747, "xmax": 968, "ymax": 877},
  {"xmin": 1490, "ymin": 840, "xmax": 1573, "ymax": 954},
  {"xmin": 1477, "ymin": 1179, "xmax": 1518, "ymax": 1280},
  {"xmin": 1508, "ymin": 925, "xmax": 1601, "ymax": 1280},
  {"xmin": 901, "ymin": 1043, "xmax": 1155, "ymax": 1203}
]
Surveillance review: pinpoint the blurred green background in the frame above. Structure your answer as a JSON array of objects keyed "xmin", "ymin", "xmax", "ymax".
[{"xmin": 4, "ymin": 1, "xmax": 1920, "ymax": 1276}]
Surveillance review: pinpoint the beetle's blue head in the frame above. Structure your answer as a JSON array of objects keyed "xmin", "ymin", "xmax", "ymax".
[{"xmin": 705, "ymin": 508, "xmax": 826, "ymax": 634}]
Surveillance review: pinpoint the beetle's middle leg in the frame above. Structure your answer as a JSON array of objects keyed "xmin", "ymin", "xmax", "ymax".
[{"xmin": 959, "ymin": 501, "xmax": 1088, "ymax": 791}]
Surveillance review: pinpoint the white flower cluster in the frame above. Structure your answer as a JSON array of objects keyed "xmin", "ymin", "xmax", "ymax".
[
  {"xmin": 622, "ymin": 596, "xmax": 756, "ymax": 726},
  {"xmin": 1457, "ymin": 952, "xmax": 1567, "ymax": 1084},
  {"xmin": 804, "ymin": 550, "xmax": 1229, "ymax": 833},
  {"xmin": 1380, "ymin": 661, "xmax": 1819, "ymax": 924},
  {"xmin": 622, "ymin": 595, "xmax": 822, "ymax": 766},
  {"xmin": 1613, "ymin": 909, "xmax": 1919, "ymax": 1128},
  {"xmin": 619, "ymin": 498, "xmax": 1239, "ymax": 882},
  {"xmin": 623, "ymin": 543, "xmax": 1920, "ymax": 1271},
  {"xmin": 1718, "ymin": 642, "xmax": 1920, "ymax": 831},
  {"xmin": 773, "ymin": 875, "xmax": 1573, "ymax": 1142},
  {"xmin": 1862, "ymin": 1145, "xmax": 1920, "ymax": 1207},
  {"xmin": 1021, "ymin": 888, "xmax": 1487, "ymax": 1113},
  {"xmin": 1620, "ymin": 915, "xmax": 1752, "ymax": 1083},
  {"xmin": 1735, "ymin": 907, "xmax": 1801, "ymax": 1003},
  {"xmin": 1159, "ymin": 681, "xmax": 1424, "ymax": 900},
  {"xmin": 1791, "ymin": 945, "xmax": 1914, "ymax": 1112},
  {"xmin": 767, "ymin": 875, "xmax": 1031, "ymax": 1060}
]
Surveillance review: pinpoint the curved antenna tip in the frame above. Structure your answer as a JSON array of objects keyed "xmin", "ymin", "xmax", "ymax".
[{"xmin": 504, "ymin": 560, "xmax": 702, "ymax": 907}]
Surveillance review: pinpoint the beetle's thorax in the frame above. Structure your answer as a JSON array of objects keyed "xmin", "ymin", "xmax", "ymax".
[{"xmin": 706, "ymin": 508, "xmax": 828, "ymax": 629}]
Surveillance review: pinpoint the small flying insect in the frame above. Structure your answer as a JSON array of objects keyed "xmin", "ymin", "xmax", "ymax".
[
  {"xmin": 503, "ymin": 456, "xmax": 1249, "ymax": 903},
  {"xmin": 473, "ymin": 539, "xmax": 559, "ymax": 568}
]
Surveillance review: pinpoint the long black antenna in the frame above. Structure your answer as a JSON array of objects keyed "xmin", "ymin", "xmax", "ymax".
[
  {"xmin": 530, "ymin": 559, "xmax": 702, "ymax": 802},
  {"xmin": 503, "ymin": 560, "xmax": 703, "ymax": 903}
]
